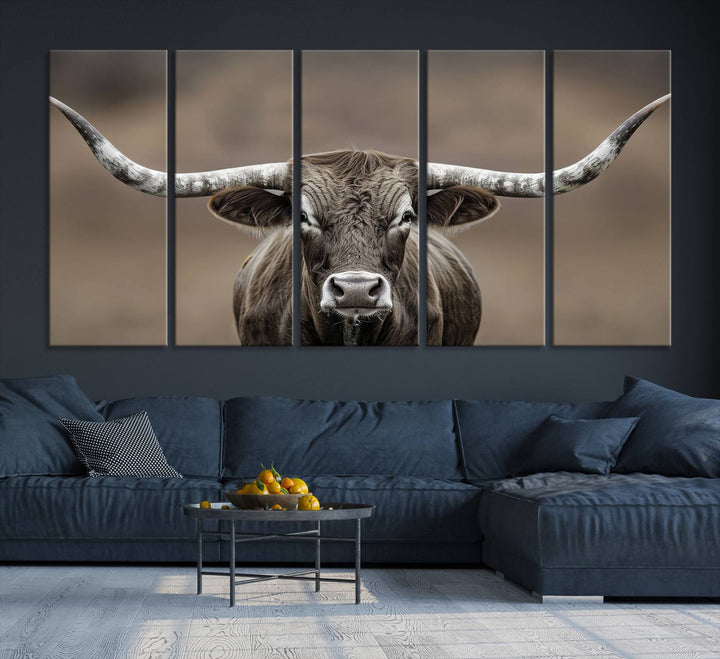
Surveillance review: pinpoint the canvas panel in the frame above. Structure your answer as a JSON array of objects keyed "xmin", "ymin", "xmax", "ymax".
[
  {"xmin": 428, "ymin": 51, "xmax": 545, "ymax": 346},
  {"xmin": 49, "ymin": 50, "xmax": 167, "ymax": 345},
  {"xmin": 175, "ymin": 50, "xmax": 293, "ymax": 346},
  {"xmin": 300, "ymin": 51, "xmax": 419, "ymax": 346},
  {"xmin": 554, "ymin": 50, "xmax": 671, "ymax": 346}
]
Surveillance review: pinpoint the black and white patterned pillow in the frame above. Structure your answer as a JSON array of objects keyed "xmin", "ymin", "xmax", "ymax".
[{"xmin": 59, "ymin": 412, "xmax": 182, "ymax": 478}]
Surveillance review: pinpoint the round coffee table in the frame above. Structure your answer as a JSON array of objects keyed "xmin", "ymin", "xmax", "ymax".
[{"xmin": 182, "ymin": 503, "xmax": 374, "ymax": 606}]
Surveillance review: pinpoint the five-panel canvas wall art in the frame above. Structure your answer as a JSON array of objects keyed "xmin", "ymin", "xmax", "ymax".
[{"xmin": 49, "ymin": 50, "xmax": 670, "ymax": 347}]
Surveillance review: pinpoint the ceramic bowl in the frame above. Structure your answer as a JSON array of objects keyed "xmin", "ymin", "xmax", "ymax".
[{"xmin": 225, "ymin": 492, "xmax": 303, "ymax": 510}]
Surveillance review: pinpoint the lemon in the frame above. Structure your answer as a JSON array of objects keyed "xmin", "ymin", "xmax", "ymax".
[
  {"xmin": 246, "ymin": 480, "xmax": 268, "ymax": 495},
  {"xmin": 298, "ymin": 494, "xmax": 320, "ymax": 511},
  {"xmin": 289, "ymin": 478, "xmax": 309, "ymax": 495},
  {"xmin": 267, "ymin": 480, "xmax": 283, "ymax": 494},
  {"xmin": 257, "ymin": 469, "xmax": 275, "ymax": 484}
]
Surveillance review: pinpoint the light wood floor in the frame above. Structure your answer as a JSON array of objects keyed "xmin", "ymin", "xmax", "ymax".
[{"xmin": 1, "ymin": 565, "xmax": 719, "ymax": 658}]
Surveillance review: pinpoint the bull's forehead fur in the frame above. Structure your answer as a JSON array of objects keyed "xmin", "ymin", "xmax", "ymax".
[
  {"xmin": 300, "ymin": 150, "xmax": 418, "ymax": 220},
  {"xmin": 299, "ymin": 150, "xmax": 418, "ymax": 275}
]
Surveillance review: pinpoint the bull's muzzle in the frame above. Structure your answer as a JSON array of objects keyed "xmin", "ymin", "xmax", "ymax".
[{"xmin": 320, "ymin": 271, "xmax": 392, "ymax": 317}]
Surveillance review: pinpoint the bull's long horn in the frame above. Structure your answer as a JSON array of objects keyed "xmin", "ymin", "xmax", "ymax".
[
  {"xmin": 427, "ymin": 93, "xmax": 670, "ymax": 197},
  {"xmin": 50, "ymin": 97, "xmax": 288, "ymax": 196}
]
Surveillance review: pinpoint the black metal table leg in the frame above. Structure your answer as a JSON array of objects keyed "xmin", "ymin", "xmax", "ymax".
[
  {"xmin": 229, "ymin": 519, "xmax": 236, "ymax": 607},
  {"xmin": 355, "ymin": 518, "xmax": 361, "ymax": 604},
  {"xmin": 315, "ymin": 521, "xmax": 321, "ymax": 592},
  {"xmin": 196, "ymin": 517, "xmax": 203, "ymax": 595}
]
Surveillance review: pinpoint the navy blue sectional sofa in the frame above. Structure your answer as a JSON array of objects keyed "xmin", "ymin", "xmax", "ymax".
[{"xmin": 1, "ymin": 374, "xmax": 719, "ymax": 598}]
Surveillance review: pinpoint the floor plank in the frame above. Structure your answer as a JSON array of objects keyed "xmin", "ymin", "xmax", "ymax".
[
  {"xmin": 0, "ymin": 571, "xmax": 67, "ymax": 637},
  {"xmin": 0, "ymin": 570, "xmax": 108, "ymax": 658},
  {"xmin": 124, "ymin": 570, "xmax": 197, "ymax": 659},
  {"xmin": 51, "ymin": 568, "xmax": 157, "ymax": 659}
]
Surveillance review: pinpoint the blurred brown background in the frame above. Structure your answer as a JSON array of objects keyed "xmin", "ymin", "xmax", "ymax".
[
  {"xmin": 429, "ymin": 51, "xmax": 545, "ymax": 345},
  {"xmin": 302, "ymin": 51, "xmax": 418, "ymax": 156},
  {"xmin": 175, "ymin": 51, "xmax": 292, "ymax": 345},
  {"xmin": 554, "ymin": 51, "xmax": 670, "ymax": 345},
  {"xmin": 50, "ymin": 50, "xmax": 167, "ymax": 345},
  {"xmin": 302, "ymin": 51, "xmax": 418, "ymax": 345}
]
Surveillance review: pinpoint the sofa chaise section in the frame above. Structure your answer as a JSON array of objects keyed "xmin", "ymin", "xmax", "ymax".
[{"xmin": 479, "ymin": 472, "xmax": 720, "ymax": 597}]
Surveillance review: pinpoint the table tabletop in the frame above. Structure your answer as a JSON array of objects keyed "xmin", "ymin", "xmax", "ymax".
[{"xmin": 183, "ymin": 502, "xmax": 374, "ymax": 522}]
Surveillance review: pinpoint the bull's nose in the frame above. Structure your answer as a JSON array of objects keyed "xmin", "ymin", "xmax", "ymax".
[{"xmin": 321, "ymin": 271, "xmax": 392, "ymax": 313}]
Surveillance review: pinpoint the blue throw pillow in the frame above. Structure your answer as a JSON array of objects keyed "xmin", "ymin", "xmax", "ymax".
[
  {"xmin": 514, "ymin": 415, "xmax": 639, "ymax": 476},
  {"xmin": 606, "ymin": 376, "xmax": 720, "ymax": 477},
  {"xmin": 454, "ymin": 400, "xmax": 611, "ymax": 481},
  {"xmin": 0, "ymin": 375, "xmax": 104, "ymax": 477}
]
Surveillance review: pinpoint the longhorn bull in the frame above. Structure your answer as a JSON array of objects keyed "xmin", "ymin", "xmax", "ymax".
[{"xmin": 50, "ymin": 94, "xmax": 670, "ymax": 345}]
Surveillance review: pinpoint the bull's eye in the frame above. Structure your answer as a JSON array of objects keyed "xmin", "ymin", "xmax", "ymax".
[
  {"xmin": 300, "ymin": 210, "xmax": 322, "ymax": 233},
  {"xmin": 389, "ymin": 209, "xmax": 416, "ymax": 234}
]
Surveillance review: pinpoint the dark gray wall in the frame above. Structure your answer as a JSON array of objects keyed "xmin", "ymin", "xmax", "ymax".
[{"xmin": 1, "ymin": 0, "xmax": 718, "ymax": 402}]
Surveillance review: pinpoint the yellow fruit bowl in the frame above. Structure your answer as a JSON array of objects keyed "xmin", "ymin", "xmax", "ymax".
[{"xmin": 225, "ymin": 492, "xmax": 303, "ymax": 510}]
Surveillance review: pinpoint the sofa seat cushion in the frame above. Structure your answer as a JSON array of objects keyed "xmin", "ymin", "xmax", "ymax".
[
  {"xmin": 100, "ymin": 396, "xmax": 223, "ymax": 479},
  {"xmin": 219, "ymin": 475, "xmax": 483, "ymax": 544},
  {"xmin": 0, "ymin": 476, "xmax": 222, "ymax": 540},
  {"xmin": 478, "ymin": 472, "xmax": 720, "ymax": 569},
  {"xmin": 224, "ymin": 397, "xmax": 462, "ymax": 480}
]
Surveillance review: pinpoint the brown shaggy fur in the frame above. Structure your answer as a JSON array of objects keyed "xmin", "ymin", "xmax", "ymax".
[{"xmin": 209, "ymin": 149, "xmax": 497, "ymax": 346}]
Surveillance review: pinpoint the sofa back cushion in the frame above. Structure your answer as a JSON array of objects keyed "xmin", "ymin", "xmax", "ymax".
[
  {"xmin": 454, "ymin": 399, "xmax": 610, "ymax": 482},
  {"xmin": 224, "ymin": 397, "xmax": 461, "ymax": 480},
  {"xmin": 606, "ymin": 376, "xmax": 720, "ymax": 477},
  {"xmin": 0, "ymin": 374, "xmax": 103, "ymax": 477},
  {"xmin": 100, "ymin": 396, "xmax": 223, "ymax": 479}
]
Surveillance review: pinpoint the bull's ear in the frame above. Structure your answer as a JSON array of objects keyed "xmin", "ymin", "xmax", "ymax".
[
  {"xmin": 426, "ymin": 186, "xmax": 500, "ymax": 232},
  {"xmin": 208, "ymin": 187, "xmax": 291, "ymax": 233}
]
